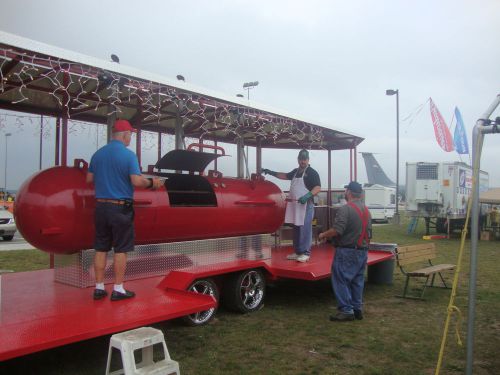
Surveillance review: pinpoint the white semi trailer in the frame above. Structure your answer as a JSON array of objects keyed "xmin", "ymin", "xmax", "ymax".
[
  {"xmin": 406, "ymin": 162, "xmax": 489, "ymax": 234},
  {"xmin": 364, "ymin": 184, "xmax": 396, "ymax": 222}
]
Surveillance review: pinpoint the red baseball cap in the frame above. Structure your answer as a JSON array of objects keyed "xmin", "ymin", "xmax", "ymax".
[{"xmin": 112, "ymin": 119, "xmax": 136, "ymax": 133}]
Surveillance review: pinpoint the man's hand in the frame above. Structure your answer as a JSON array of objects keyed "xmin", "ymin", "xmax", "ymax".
[
  {"xmin": 151, "ymin": 177, "xmax": 162, "ymax": 189},
  {"xmin": 318, "ymin": 232, "xmax": 328, "ymax": 242},
  {"xmin": 319, "ymin": 228, "xmax": 337, "ymax": 242},
  {"xmin": 298, "ymin": 191, "xmax": 313, "ymax": 204},
  {"xmin": 146, "ymin": 177, "xmax": 162, "ymax": 190},
  {"xmin": 261, "ymin": 168, "xmax": 277, "ymax": 177}
]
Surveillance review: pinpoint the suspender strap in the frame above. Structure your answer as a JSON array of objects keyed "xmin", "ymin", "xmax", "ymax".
[{"xmin": 347, "ymin": 202, "xmax": 370, "ymax": 248}]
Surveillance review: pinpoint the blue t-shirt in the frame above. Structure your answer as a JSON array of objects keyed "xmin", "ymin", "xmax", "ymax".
[{"xmin": 89, "ymin": 140, "xmax": 141, "ymax": 199}]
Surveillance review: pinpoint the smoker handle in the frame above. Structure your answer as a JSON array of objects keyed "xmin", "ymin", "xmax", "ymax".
[
  {"xmin": 187, "ymin": 143, "xmax": 226, "ymax": 155},
  {"xmin": 41, "ymin": 227, "xmax": 63, "ymax": 235},
  {"xmin": 235, "ymin": 200, "xmax": 275, "ymax": 206}
]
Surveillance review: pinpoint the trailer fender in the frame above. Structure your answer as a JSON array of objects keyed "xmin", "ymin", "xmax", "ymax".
[{"xmin": 182, "ymin": 278, "xmax": 219, "ymax": 326}]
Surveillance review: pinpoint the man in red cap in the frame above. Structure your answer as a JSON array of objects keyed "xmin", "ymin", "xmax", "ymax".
[{"xmin": 86, "ymin": 119, "xmax": 162, "ymax": 301}]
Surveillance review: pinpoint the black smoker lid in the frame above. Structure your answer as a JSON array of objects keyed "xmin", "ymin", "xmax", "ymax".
[{"xmin": 155, "ymin": 149, "xmax": 226, "ymax": 172}]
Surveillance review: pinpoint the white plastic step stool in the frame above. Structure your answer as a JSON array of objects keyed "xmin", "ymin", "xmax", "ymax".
[{"xmin": 105, "ymin": 327, "xmax": 180, "ymax": 375}]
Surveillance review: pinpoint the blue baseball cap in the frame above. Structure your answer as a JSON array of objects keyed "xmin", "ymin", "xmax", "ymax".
[{"xmin": 344, "ymin": 181, "xmax": 363, "ymax": 193}]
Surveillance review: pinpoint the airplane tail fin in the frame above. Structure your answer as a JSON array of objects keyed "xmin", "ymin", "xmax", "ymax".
[{"xmin": 361, "ymin": 153, "xmax": 396, "ymax": 187}]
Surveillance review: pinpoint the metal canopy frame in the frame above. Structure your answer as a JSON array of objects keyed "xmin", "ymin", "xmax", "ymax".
[
  {"xmin": 0, "ymin": 30, "xmax": 363, "ymax": 152},
  {"xmin": 0, "ymin": 30, "xmax": 364, "ymax": 228}
]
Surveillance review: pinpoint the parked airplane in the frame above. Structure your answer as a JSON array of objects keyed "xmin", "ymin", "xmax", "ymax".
[
  {"xmin": 361, "ymin": 152, "xmax": 406, "ymax": 198},
  {"xmin": 361, "ymin": 152, "xmax": 396, "ymax": 187}
]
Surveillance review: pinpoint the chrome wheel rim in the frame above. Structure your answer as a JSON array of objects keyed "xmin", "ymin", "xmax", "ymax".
[
  {"xmin": 240, "ymin": 270, "xmax": 264, "ymax": 310},
  {"xmin": 187, "ymin": 280, "xmax": 217, "ymax": 324}
]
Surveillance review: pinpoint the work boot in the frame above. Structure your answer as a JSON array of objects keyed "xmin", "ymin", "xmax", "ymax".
[
  {"xmin": 329, "ymin": 312, "xmax": 355, "ymax": 322},
  {"xmin": 354, "ymin": 310, "xmax": 363, "ymax": 320},
  {"xmin": 110, "ymin": 290, "xmax": 135, "ymax": 301}
]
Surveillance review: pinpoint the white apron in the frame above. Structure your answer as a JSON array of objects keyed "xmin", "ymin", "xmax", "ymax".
[{"xmin": 285, "ymin": 167, "xmax": 309, "ymax": 226}]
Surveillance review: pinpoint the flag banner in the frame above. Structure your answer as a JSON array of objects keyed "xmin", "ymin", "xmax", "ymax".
[
  {"xmin": 429, "ymin": 98, "xmax": 454, "ymax": 152},
  {"xmin": 453, "ymin": 107, "xmax": 469, "ymax": 154}
]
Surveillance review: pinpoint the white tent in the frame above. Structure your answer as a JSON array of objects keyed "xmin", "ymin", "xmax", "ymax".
[{"xmin": 479, "ymin": 188, "xmax": 500, "ymax": 204}]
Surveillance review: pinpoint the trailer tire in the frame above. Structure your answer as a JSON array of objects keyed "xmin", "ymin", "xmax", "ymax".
[
  {"xmin": 182, "ymin": 278, "xmax": 219, "ymax": 326},
  {"xmin": 2, "ymin": 235, "xmax": 14, "ymax": 241},
  {"xmin": 223, "ymin": 269, "xmax": 266, "ymax": 313}
]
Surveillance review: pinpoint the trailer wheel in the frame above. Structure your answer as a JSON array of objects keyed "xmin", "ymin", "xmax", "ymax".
[
  {"xmin": 223, "ymin": 269, "xmax": 266, "ymax": 313},
  {"xmin": 2, "ymin": 235, "xmax": 14, "ymax": 241},
  {"xmin": 182, "ymin": 278, "xmax": 219, "ymax": 326}
]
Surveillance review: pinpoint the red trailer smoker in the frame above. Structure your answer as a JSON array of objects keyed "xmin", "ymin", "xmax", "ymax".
[{"xmin": 15, "ymin": 145, "xmax": 286, "ymax": 254}]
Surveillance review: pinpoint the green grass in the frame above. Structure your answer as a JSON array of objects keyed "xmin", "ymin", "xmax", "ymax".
[
  {"xmin": 0, "ymin": 249, "xmax": 49, "ymax": 272},
  {"xmin": 1, "ymin": 219, "xmax": 499, "ymax": 374}
]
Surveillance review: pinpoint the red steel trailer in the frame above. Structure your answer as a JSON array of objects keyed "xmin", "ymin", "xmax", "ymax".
[
  {"xmin": 0, "ymin": 30, "xmax": 394, "ymax": 362},
  {"xmin": 0, "ymin": 244, "xmax": 392, "ymax": 361}
]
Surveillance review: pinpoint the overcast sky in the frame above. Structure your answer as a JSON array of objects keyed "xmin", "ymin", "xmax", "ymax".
[{"xmin": 1, "ymin": 0, "xmax": 499, "ymax": 192}]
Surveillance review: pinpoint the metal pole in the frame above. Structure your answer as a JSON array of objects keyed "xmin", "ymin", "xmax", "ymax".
[
  {"xmin": 214, "ymin": 140, "xmax": 218, "ymax": 171},
  {"xmin": 55, "ymin": 117, "xmax": 60, "ymax": 166},
  {"xmin": 466, "ymin": 93, "xmax": 500, "ymax": 375},
  {"xmin": 3, "ymin": 134, "xmax": 11, "ymax": 192},
  {"xmin": 236, "ymin": 138, "xmax": 244, "ymax": 178},
  {"xmin": 157, "ymin": 132, "xmax": 162, "ymax": 162},
  {"xmin": 61, "ymin": 73, "xmax": 69, "ymax": 167},
  {"xmin": 61, "ymin": 116, "xmax": 68, "ymax": 167},
  {"xmin": 349, "ymin": 149, "xmax": 353, "ymax": 181},
  {"xmin": 256, "ymin": 138, "xmax": 262, "ymax": 174},
  {"xmin": 4, "ymin": 135, "xmax": 6, "ymax": 191},
  {"xmin": 136, "ymin": 129, "xmax": 142, "ymax": 170},
  {"xmin": 175, "ymin": 101, "xmax": 185, "ymax": 150},
  {"xmin": 354, "ymin": 146, "xmax": 357, "ymax": 181},
  {"xmin": 327, "ymin": 149, "xmax": 332, "ymax": 228},
  {"xmin": 39, "ymin": 115, "xmax": 43, "ymax": 170},
  {"xmin": 394, "ymin": 90, "xmax": 400, "ymax": 225}
]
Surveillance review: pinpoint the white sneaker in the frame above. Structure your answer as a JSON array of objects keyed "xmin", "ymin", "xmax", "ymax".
[
  {"xmin": 286, "ymin": 253, "xmax": 299, "ymax": 260},
  {"xmin": 296, "ymin": 254, "xmax": 310, "ymax": 263}
]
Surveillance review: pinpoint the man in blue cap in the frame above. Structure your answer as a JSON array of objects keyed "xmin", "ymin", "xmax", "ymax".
[
  {"xmin": 319, "ymin": 181, "xmax": 372, "ymax": 321},
  {"xmin": 262, "ymin": 149, "xmax": 321, "ymax": 262}
]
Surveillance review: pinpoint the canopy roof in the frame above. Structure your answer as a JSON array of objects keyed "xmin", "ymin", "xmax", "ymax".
[
  {"xmin": 480, "ymin": 188, "xmax": 500, "ymax": 204},
  {"xmin": 0, "ymin": 30, "xmax": 363, "ymax": 151}
]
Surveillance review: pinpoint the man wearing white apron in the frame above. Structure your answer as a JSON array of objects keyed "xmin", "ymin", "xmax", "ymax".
[{"xmin": 262, "ymin": 149, "xmax": 321, "ymax": 262}]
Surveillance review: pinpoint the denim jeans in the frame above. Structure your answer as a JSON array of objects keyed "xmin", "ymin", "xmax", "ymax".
[
  {"xmin": 332, "ymin": 247, "xmax": 368, "ymax": 314},
  {"xmin": 292, "ymin": 202, "xmax": 314, "ymax": 256}
]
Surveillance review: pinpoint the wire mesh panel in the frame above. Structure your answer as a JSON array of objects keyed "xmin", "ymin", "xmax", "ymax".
[{"xmin": 54, "ymin": 234, "xmax": 273, "ymax": 288}]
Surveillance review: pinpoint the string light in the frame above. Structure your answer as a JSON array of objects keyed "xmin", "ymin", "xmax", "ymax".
[
  {"xmin": 0, "ymin": 111, "xmax": 169, "ymax": 152},
  {"xmin": 0, "ymin": 46, "xmax": 334, "ymax": 150}
]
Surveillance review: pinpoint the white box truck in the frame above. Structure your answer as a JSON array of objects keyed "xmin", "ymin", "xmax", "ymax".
[
  {"xmin": 364, "ymin": 184, "xmax": 396, "ymax": 222},
  {"xmin": 406, "ymin": 162, "xmax": 489, "ymax": 233}
]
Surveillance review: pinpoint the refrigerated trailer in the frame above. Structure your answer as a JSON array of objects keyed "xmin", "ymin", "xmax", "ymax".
[{"xmin": 405, "ymin": 162, "xmax": 489, "ymax": 234}]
